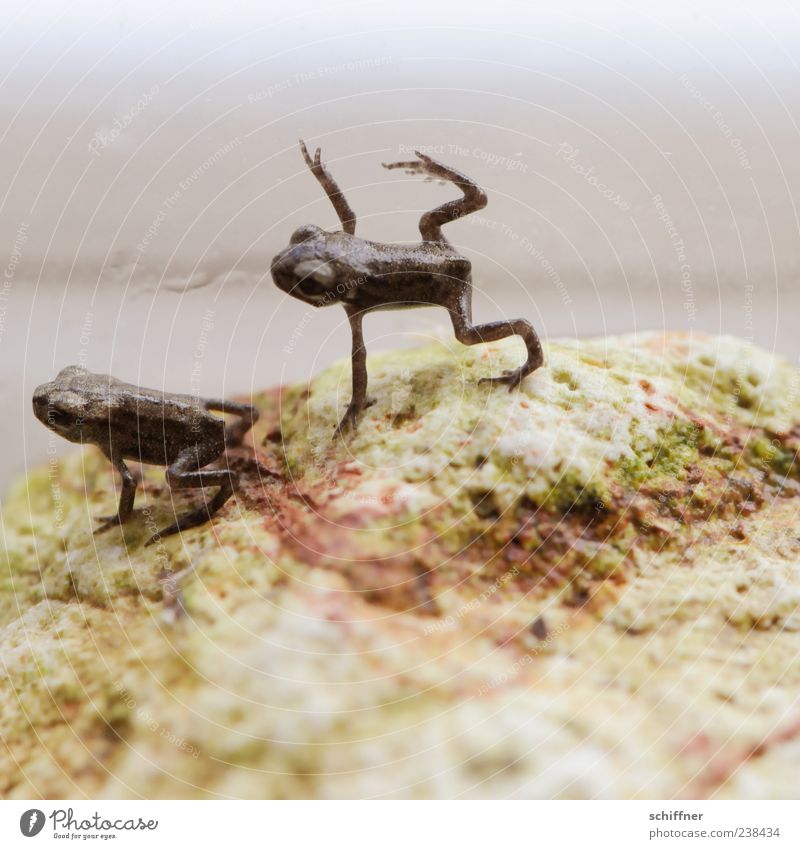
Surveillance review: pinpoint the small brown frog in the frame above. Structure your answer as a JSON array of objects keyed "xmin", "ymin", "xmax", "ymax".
[
  {"xmin": 271, "ymin": 141, "xmax": 544, "ymax": 433},
  {"xmin": 33, "ymin": 366, "xmax": 259, "ymax": 545}
]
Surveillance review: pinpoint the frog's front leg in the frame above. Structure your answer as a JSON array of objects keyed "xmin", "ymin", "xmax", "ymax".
[
  {"xmin": 145, "ymin": 448, "xmax": 237, "ymax": 546},
  {"xmin": 299, "ymin": 140, "xmax": 357, "ymax": 234},
  {"xmin": 94, "ymin": 454, "xmax": 138, "ymax": 534},
  {"xmin": 448, "ymin": 292, "xmax": 544, "ymax": 389},
  {"xmin": 203, "ymin": 399, "xmax": 260, "ymax": 447},
  {"xmin": 334, "ymin": 306, "xmax": 373, "ymax": 436}
]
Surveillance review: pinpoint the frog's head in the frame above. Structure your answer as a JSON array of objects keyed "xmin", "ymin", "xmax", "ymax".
[
  {"xmin": 32, "ymin": 366, "xmax": 92, "ymax": 443},
  {"xmin": 271, "ymin": 224, "xmax": 357, "ymax": 307}
]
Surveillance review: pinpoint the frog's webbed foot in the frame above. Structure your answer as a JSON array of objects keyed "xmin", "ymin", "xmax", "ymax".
[
  {"xmin": 480, "ymin": 368, "xmax": 527, "ymax": 391},
  {"xmin": 382, "ymin": 158, "xmax": 431, "ymax": 179},
  {"xmin": 94, "ymin": 513, "xmax": 118, "ymax": 524},
  {"xmin": 448, "ymin": 304, "xmax": 544, "ymax": 392},
  {"xmin": 333, "ymin": 396, "xmax": 376, "ymax": 437},
  {"xmin": 94, "ymin": 456, "xmax": 137, "ymax": 536},
  {"xmin": 383, "ymin": 150, "xmax": 488, "ymax": 243},
  {"xmin": 145, "ymin": 489, "xmax": 231, "ymax": 547},
  {"xmin": 334, "ymin": 405, "xmax": 358, "ymax": 437},
  {"xmin": 94, "ymin": 514, "xmax": 124, "ymax": 534},
  {"xmin": 95, "ymin": 506, "xmax": 147, "ymax": 535}
]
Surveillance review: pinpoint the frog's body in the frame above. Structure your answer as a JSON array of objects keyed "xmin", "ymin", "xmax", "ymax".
[
  {"xmin": 273, "ymin": 229, "xmax": 472, "ymax": 312},
  {"xmin": 33, "ymin": 366, "xmax": 258, "ymax": 544},
  {"xmin": 34, "ymin": 369, "xmax": 226, "ymax": 464},
  {"xmin": 271, "ymin": 142, "xmax": 544, "ymax": 433}
]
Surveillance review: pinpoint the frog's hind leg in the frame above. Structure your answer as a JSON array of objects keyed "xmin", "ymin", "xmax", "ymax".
[
  {"xmin": 145, "ymin": 447, "xmax": 238, "ymax": 546},
  {"xmin": 382, "ymin": 151, "xmax": 487, "ymax": 243},
  {"xmin": 94, "ymin": 455, "xmax": 138, "ymax": 534},
  {"xmin": 448, "ymin": 293, "xmax": 544, "ymax": 390},
  {"xmin": 203, "ymin": 399, "xmax": 260, "ymax": 447}
]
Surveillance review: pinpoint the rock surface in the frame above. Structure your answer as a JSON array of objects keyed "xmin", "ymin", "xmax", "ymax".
[{"xmin": 2, "ymin": 331, "xmax": 800, "ymax": 799}]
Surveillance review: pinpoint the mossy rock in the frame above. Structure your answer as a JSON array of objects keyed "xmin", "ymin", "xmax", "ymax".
[{"xmin": 2, "ymin": 332, "xmax": 800, "ymax": 798}]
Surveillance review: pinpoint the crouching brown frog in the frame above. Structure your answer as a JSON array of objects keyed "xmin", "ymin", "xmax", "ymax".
[
  {"xmin": 271, "ymin": 141, "xmax": 544, "ymax": 433},
  {"xmin": 33, "ymin": 366, "xmax": 259, "ymax": 545}
]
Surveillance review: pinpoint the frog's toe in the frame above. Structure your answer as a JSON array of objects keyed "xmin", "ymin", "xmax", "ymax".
[
  {"xmin": 480, "ymin": 368, "xmax": 526, "ymax": 390},
  {"xmin": 145, "ymin": 504, "xmax": 220, "ymax": 547},
  {"xmin": 145, "ymin": 529, "xmax": 168, "ymax": 547},
  {"xmin": 334, "ymin": 403, "xmax": 361, "ymax": 437},
  {"xmin": 144, "ymin": 524, "xmax": 188, "ymax": 548},
  {"xmin": 93, "ymin": 515, "xmax": 122, "ymax": 534}
]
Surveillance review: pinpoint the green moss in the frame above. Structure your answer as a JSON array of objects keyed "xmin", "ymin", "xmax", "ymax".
[
  {"xmin": 674, "ymin": 335, "xmax": 800, "ymax": 432},
  {"xmin": 552, "ymin": 368, "xmax": 580, "ymax": 391},
  {"xmin": 541, "ymin": 470, "xmax": 608, "ymax": 513},
  {"xmin": 749, "ymin": 435, "xmax": 798, "ymax": 478},
  {"xmin": 584, "ymin": 544, "xmax": 627, "ymax": 578},
  {"xmin": 618, "ymin": 420, "xmax": 701, "ymax": 485}
]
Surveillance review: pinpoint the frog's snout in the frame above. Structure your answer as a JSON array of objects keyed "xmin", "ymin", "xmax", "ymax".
[
  {"xmin": 270, "ymin": 247, "xmax": 305, "ymax": 292},
  {"xmin": 32, "ymin": 385, "xmax": 50, "ymax": 424}
]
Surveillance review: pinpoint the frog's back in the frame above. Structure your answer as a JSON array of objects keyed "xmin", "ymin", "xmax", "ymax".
[
  {"xmin": 86, "ymin": 374, "xmax": 224, "ymax": 465},
  {"xmin": 360, "ymin": 237, "xmax": 471, "ymax": 277},
  {"xmin": 335, "ymin": 236, "xmax": 472, "ymax": 310}
]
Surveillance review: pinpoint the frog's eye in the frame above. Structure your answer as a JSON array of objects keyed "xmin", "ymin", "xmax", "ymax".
[
  {"xmin": 46, "ymin": 407, "xmax": 72, "ymax": 427},
  {"xmin": 48, "ymin": 390, "xmax": 87, "ymax": 421},
  {"xmin": 294, "ymin": 260, "xmax": 335, "ymax": 285},
  {"xmin": 290, "ymin": 224, "xmax": 321, "ymax": 245},
  {"xmin": 56, "ymin": 365, "xmax": 88, "ymax": 381}
]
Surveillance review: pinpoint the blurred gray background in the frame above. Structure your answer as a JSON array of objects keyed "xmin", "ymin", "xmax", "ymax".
[{"xmin": 3, "ymin": 0, "xmax": 800, "ymax": 490}]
